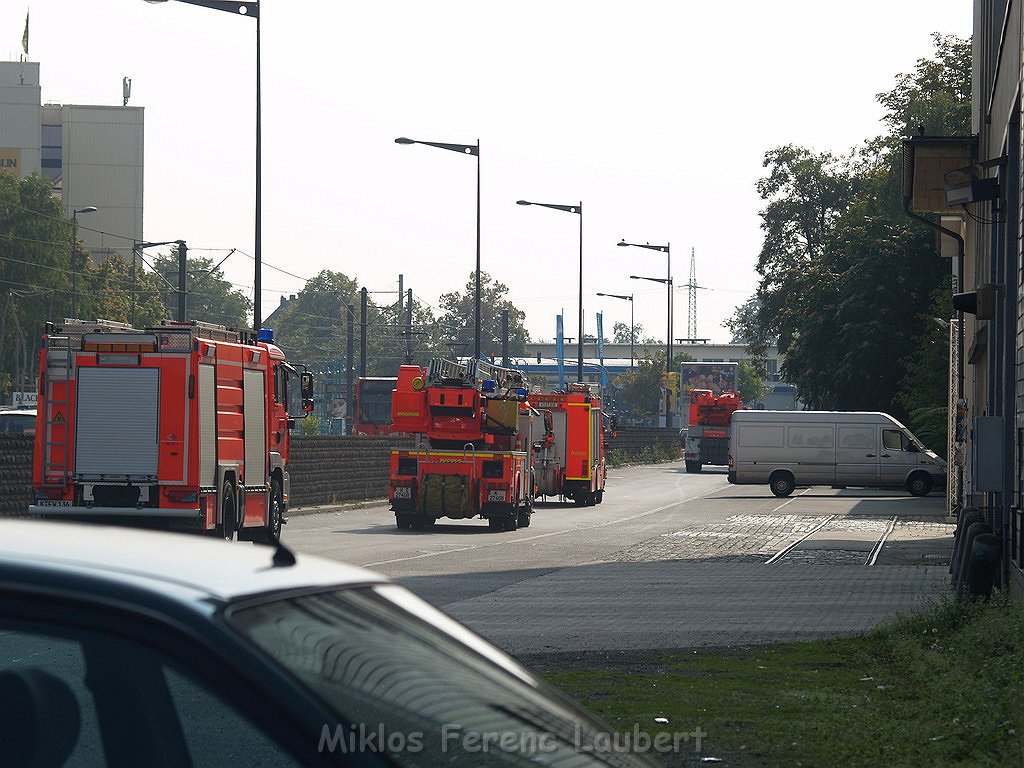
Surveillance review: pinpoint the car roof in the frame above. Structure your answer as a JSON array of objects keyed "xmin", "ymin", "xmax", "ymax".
[{"xmin": 0, "ymin": 519, "xmax": 384, "ymax": 604}]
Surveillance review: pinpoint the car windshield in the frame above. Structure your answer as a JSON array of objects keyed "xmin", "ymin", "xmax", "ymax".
[{"xmin": 228, "ymin": 584, "xmax": 650, "ymax": 767}]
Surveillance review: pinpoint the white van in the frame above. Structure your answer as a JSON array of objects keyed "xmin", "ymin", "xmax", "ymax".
[{"xmin": 727, "ymin": 410, "xmax": 946, "ymax": 497}]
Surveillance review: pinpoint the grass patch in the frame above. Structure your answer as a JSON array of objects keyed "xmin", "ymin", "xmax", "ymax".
[{"xmin": 540, "ymin": 596, "xmax": 1024, "ymax": 766}]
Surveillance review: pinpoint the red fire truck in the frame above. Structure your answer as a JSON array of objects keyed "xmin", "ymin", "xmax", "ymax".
[
  {"xmin": 529, "ymin": 383, "xmax": 606, "ymax": 505},
  {"xmin": 353, "ymin": 376, "xmax": 397, "ymax": 435},
  {"xmin": 30, "ymin": 319, "xmax": 312, "ymax": 542},
  {"xmin": 388, "ymin": 358, "xmax": 536, "ymax": 531},
  {"xmin": 685, "ymin": 388, "xmax": 742, "ymax": 473}
]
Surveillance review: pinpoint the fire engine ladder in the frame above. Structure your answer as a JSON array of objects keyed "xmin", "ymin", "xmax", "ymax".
[
  {"xmin": 426, "ymin": 358, "xmax": 471, "ymax": 386},
  {"xmin": 41, "ymin": 332, "xmax": 73, "ymax": 486},
  {"xmin": 467, "ymin": 359, "xmax": 527, "ymax": 391}
]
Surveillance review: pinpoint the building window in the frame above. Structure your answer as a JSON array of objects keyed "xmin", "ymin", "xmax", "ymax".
[{"xmin": 41, "ymin": 124, "xmax": 62, "ymax": 186}]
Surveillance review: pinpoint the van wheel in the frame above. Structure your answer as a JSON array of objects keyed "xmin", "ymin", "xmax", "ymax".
[
  {"xmin": 907, "ymin": 472, "xmax": 933, "ymax": 497},
  {"xmin": 769, "ymin": 471, "xmax": 795, "ymax": 498},
  {"xmin": 685, "ymin": 460, "xmax": 702, "ymax": 474}
]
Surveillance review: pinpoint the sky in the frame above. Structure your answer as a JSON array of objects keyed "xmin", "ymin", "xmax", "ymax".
[{"xmin": 3, "ymin": 1, "xmax": 972, "ymax": 349}]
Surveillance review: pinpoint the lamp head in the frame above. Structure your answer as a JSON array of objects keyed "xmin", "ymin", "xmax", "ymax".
[
  {"xmin": 394, "ymin": 137, "xmax": 415, "ymax": 145},
  {"xmin": 74, "ymin": 206, "xmax": 98, "ymax": 215},
  {"xmin": 617, "ymin": 240, "xmax": 629, "ymax": 247},
  {"xmin": 516, "ymin": 200, "xmax": 532, "ymax": 206}
]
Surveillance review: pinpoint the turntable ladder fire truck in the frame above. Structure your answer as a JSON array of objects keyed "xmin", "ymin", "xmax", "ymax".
[
  {"xmin": 684, "ymin": 388, "xmax": 743, "ymax": 473},
  {"xmin": 30, "ymin": 319, "xmax": 312, "ymax": 541},
  {"xmin": 388, "ymin": 358, "xmax": 537, "ymax": 531},
  {"xmin": 529, "ymin": 383, "xmax": 606, "ymax": 505}
]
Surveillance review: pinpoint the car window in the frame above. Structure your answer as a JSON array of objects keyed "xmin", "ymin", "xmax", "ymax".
[
  {"xmin": 0, "ymin": 410, "xmax": 35, "ymax": 434},
  {"xmin": 230, "ymin": 585, "xmax": 649, "ymax": 766},
  {"xmin": 0, "ymin": 621, "xmax": 304, "ymax": 768}
]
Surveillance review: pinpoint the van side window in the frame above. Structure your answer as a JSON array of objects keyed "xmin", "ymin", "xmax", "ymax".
[{"xmin": 839, "ymin": 427, "xmax": 874, "ymax": 449}]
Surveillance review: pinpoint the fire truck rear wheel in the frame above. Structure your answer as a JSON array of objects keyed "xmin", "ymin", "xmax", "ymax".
[
  {"xmin": 218, "ymin": 481, "xmax": 236, "ymax": 541},
  {"xmin": 268, "ymin": 477, "xmax": 284, "ymax": 540},
  {"xmin": 516, "ymin": 509, "xmax": 531, "ymax": 528},
  {"xmin": 685, "ymin": 460, "xmax": 702, "ymax": 474},
  {"xmin": 595, "ymin": 490, "xmax": 604, "ymax": 504},
  {"xmin": 503, "ymin": 513, "xmax": 519, "ymax": 532},
  {"xmin": 395, "ymin": 513, "xmax": 413, "ymax": 529}
]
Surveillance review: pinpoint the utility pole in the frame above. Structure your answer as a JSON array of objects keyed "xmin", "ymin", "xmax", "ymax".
[
  {"xmin": 405, "ymin": 288, "xmax": 413, "ymax": 364},
  {"xmin": 687, "ymin": 247, "xmax": 698, "ymax": 340},
  {"xmin": 501, "ymin": 309, "xmax": 509, "ymax": 367},
  {"xmin": 346, "ymin": 303, "xmax": 355, "ymax": 435},
  {"xmin": 359, "ymin": 288, "xmax": 368, "ymax": 377},
  {"xmin": 177, "ymin": 240, "xmax": 188, "ymax": 322}
]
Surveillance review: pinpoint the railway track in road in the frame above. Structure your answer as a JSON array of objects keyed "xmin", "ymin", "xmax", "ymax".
[{"xmin": 766, "ymin": 513, "xmax": 899, "ymax": 566}]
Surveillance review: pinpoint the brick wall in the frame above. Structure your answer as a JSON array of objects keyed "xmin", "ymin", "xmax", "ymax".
[
  {"xmin": 288, "ymin": 435, "xmax": 413, "ymax": 507},
  {"xmin": 0, "ymin": 429, "xmax": 679, "ymax": 514},
  {"xmin": 0, "ymin": 435, "xmax": 33, "ymax": 516},
  {"xmin": 608, "ymin": 426, "xmax": 682, "ymax": 456}
]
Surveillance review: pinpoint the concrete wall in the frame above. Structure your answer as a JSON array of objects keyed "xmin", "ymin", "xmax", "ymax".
[{"xmin": 0, "ymin": 428, "xmax": 679, "ymax": 515}]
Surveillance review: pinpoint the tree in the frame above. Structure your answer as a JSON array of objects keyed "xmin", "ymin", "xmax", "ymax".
[
  {"xmin": 612, "ymin": 320, "xmax": 645, "ymax": 345},
  {"xmin": 437, "ymin": 271, "xmax": 530, "ymax": 359},
  {"xmin": 82, "ymin": 254, "xmax": 168, "ymax": 328},
  {"xmin": 269, "ymin": 270, "xmax": 442, "ymax": 375},
  {"xmin": 616, "ymin": 350, "xmax": 667, "ymax": 421},
  {"xmin": 741, "ymin": 34, "xmax": 969, "ymax": 422},
  {"xmin": 151, "ymin": 252, "xmax": 251, "ymax": 328},
  {"xmin": 736, "ymin": 360, "xmax": 768, "ymax": 406},
  {"xmin": 0, "ymin": 173, "xmax": 71, "ymax": 399}
]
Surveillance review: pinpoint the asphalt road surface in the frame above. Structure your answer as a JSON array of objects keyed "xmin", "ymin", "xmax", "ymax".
[{"xmin": 285, "ymin": 462, "xmax": 955, "ymax": 655}]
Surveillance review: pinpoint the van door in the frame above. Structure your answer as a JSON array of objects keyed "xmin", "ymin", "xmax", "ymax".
[
  {"xmin": 836, "ymin": 425, "xmax": 878, "ymax": 485},
  {"xmin": 878, "ymin": 428, "xmax": 919, "ymax": 488}
]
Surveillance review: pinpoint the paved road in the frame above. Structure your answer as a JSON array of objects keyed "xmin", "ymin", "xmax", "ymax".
[{"xmin": 286, "ymin": 462, "xmax": 955, "ymax": 655}]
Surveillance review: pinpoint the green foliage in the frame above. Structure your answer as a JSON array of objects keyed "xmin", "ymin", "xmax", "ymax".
[
  {"xmin": 543, "ymin": 595, "xmax": 1024, "ymax": 767},
  {"xmin": 616, "ymin": 350, "xmax": 667, "ymax": 419},
  {"xmin": 736, "ymin": 359, "xmax": 768, "ymax": 405},
  {"xmin": 296, "ymin": 415, "xmax": 321, "ymax": 436},
  {"xmin": 612, "ymin": 320, "xmax": 645, "ymax": 345},
  {"xmin": 0, "ymin": 173, "xmax": 72, "ymax": 398},
  {"xmin": 151, "ymin": 252, "xmax": 251, "ymax": 329},
  {"xmin": 268, "ymin": 269, "xmax": 443, "ymax": 375},
  {"xmin": 437, "ymin": 271, "xmax": 530, "ymax": 358},
  {"xmin": 82, "ymin": 254, "xmax": 169, "ymax": 328},
  {"xmin": 739, "ymin": 35, "xmax": 970, "ymax": 418}
]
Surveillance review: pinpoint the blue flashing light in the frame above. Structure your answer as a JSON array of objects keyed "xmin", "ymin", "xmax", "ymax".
[
  {"xmin": 516, "ymin": 387, "xmax": 528, "ymax": 397},
  {"xmin": 482, "ymin": 379, "xmax": 497, "ymax": 392},
  {"xmin": 258, "ymin": 328, "xmax": 274, "ymax": 343}
]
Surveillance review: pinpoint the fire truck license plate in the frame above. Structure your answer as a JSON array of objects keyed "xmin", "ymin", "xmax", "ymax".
[
  {"xmin": 393, "ymin": 487, "xmax": 412, "ymax": 499},
  {"xmin": 36, "ymin": 500, "xmax": 72, "ymax": 506},
  {"xmin": 487, "ymin": 490, "xmax": 505, "ymax": 502}
]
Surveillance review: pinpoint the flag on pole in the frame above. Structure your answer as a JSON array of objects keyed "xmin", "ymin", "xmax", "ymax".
[{"xmin": 21, "ymin": 11, "xmax": 29, "ymax": 57}]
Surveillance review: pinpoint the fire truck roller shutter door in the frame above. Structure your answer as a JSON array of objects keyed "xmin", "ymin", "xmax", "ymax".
[
  {"xmin": 243, "ymin": 370, "xmax": 267, "ymax": 488},
  {"xmin": 198, "ymin": 364, "xmax": 216, "ymax": 488},
  {"xmin": 76, "ymin": 368, "xmax": 159, "ymax": 480}
]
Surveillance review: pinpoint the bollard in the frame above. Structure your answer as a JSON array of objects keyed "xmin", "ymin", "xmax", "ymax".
[
  {"xmin": 949, "ymin": 508, "xmax": 985, "ymax": 575},
  {"xmin": 951, "ymin": 520, "xmax": 991, "ymax": 591},
  {"xmin": 962, "ymin": 533, "xmax": 1001, "ymax": 600}
]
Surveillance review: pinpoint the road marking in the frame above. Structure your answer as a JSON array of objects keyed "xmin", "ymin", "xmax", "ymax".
[
  {"xmin": 764, "ymin": 514, "xmax": 837, "ymax": 565},
  {"xmin": 361, "ymin": 490, "xmax": 715, "ymax": 568},
  {"xmin": 866, "ymin": 516, "xmax": 898, "ymax": 566},
  {"xmin": 771, "ymin": 487, "xmax": 811, "ymax": 513}
]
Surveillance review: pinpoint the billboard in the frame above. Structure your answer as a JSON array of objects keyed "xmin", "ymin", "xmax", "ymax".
[{"xmin": 678, "ymin": 362, "xmax": 739, "ymax": 396}]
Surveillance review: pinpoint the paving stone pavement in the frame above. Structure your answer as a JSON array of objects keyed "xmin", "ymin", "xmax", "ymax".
[{"xmin": 446, "ymin": 559, "xmax": 952, "ymax": 655}]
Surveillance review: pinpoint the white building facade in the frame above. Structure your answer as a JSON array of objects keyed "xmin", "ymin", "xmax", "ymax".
[{"xmin": 0, "ymin": 60, "xmax": 143, "ymax": 264}]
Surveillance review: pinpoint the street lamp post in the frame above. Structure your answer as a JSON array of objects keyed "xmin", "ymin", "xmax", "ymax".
[
  {"xmin": 630, "ymin": 273, "xmax": 674, "ymax": 427},
  {"xmin": 143, "ymin": 0, "xmax": 261, "ymax": 330},
  {"xmin": 517, "ymin": 200, "xmax": 584, "ymax": 383},
  {"xmin": 395, "ymin": 137, "xmax": 481, "ymax": 359},
  {"xmin": 595, "ymin": 292, "xmax": 634, "ymax": 370},
  {"xmin": 70, "ymin": 206, "xmax": 97, "ymax": 318},
  {"xmin": 619, "ymin": 240, "xmax": 671, "ymax": 371}
]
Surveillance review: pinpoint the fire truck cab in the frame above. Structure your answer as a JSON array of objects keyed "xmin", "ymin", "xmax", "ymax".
[{"xmin": 31, "ymin": 319, "xmax": 312, "ymax": 542}]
